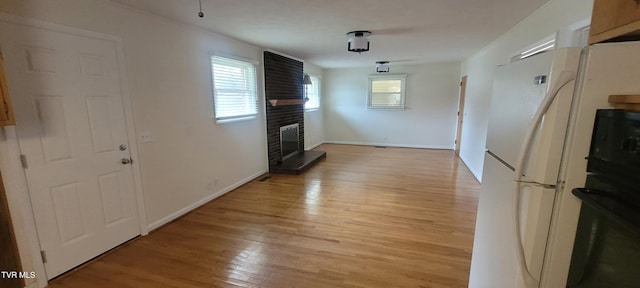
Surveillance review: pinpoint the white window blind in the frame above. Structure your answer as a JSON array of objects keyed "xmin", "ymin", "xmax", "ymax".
[
  {"xmin": 368, "ymin": 75, "xmax": 406, "ymax": 109},
  {"xmin": 211, "ymin": 55, "xmax": 258, "ymax": 122},
  {"xmin": 305, "ymin": 75, "xmax": 320, "ymax": 110}
]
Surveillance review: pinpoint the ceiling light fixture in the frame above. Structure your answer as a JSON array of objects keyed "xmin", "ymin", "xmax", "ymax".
[
  {"xmin": 376, "ymin": 61, "xmax": 390, "ymax": 73},
  {"xmin": 347, "ymin": 31, "xmax": 372, "ymax": 53}
]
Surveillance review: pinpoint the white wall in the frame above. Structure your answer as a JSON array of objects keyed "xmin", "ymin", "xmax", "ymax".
[
  {"xmin": 0, "ymin": 0, "xmax": 268, "ymax": 286},
  {"xmin": 303, "ymin": 62, "xmax": 324, "ymax": 149},
  {"xmin": 323, "ymin": 62, "xmax": 461, "ymax": 149},
  {"xmin": 459, "ymin": 0, "xmax": 593, "ymax": 180}
]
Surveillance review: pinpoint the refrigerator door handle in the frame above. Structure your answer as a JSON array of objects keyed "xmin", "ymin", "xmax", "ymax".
[
  {"xmin": 516, "ymin": 178, "xmax": 556, "ymax": 189},
  {"xmin": 513, "ymin": 70, "xmax": 576, "ymax": 287}
]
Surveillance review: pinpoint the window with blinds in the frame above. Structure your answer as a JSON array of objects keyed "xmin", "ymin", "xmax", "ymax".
[
  {"xmin": 305, "ymin": 75, "xmax": 320, "ymax": 110},
  {"xmin": 211, "ymin": 55, "xmax": 258, "ymax": 123},
  {"xmin": 368, "ymin": 74, "xmax": 406, "ymax": 110}
]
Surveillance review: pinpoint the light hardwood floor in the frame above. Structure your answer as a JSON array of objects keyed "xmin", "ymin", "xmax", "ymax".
[{"xmin": 48, "ymin": 144, "xmax": 480, "ymax": 288}]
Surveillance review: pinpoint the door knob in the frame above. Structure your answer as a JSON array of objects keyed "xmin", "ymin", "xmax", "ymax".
[{"xmin": 121, "ymin": 157, "xmax": 133, "ymax": 165}]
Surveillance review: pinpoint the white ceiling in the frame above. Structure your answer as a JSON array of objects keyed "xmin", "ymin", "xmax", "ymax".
[{"xmin": 109, "ymin": 0, "xmax": 549, "ymax": 68}]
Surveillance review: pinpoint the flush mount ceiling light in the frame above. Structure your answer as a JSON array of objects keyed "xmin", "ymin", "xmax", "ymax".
[
  {"xmin": 376, "ymin": 61, "xmax": 390, "ymax": 73},
  {"xmin": 347, "ymin": 31, "xmax": 372, "ymax": 53}
]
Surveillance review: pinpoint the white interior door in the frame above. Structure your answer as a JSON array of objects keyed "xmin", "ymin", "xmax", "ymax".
[{"xmin": 0, "ymin": 22, "xmax": 140, "ymax": 279}]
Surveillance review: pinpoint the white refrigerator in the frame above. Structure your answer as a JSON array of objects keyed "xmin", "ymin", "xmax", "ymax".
[{"xmin": 469, "ymin": 41, "xmax": 640, "ymax": 288}]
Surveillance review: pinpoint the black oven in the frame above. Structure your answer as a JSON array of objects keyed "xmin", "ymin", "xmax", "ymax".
[{"xmin": 567, "ymin": 109, "xmax": 640, "ymax": 287}]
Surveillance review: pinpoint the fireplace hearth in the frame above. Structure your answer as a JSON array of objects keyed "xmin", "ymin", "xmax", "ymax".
[{"xmin": 271, "ymin": 150, "xmax": 326, "ymax": 174}]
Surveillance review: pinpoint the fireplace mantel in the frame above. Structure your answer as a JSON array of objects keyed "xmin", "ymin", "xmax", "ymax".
[{"xmin": 268, "ymin": 99, "xmax": 307, "ymax": 106}]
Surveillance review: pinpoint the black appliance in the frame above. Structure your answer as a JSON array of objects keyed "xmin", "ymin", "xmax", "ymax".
[{"xmin": 567, "ymin": 109, "xmax": 640, "ymax": 288}]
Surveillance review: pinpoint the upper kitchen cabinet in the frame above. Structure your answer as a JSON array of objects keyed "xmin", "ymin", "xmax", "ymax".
[
  {"xmin": 589, "ymin": 0, "xmax": 640, "ymax": 44},
  {"xmin": 0, "ymin": 53, "xmax": 15, "ymax": 126}
]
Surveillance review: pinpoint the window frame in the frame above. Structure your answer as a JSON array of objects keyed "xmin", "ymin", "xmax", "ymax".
[
  {"xmin": 367, "ymin": 74, "xmax": 407, "ymax": 110},
  {"xmin": 210, "ymin": 53, "xmax": 259, "ymax": 124},
  {"xmin": 304, "ymin": 74, "xmax": 321, "ymax": 111}
]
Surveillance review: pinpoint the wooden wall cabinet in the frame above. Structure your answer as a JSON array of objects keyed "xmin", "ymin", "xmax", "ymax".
[
  {"xmin": 589, "ymin": 0, "xmax": 640, "ymax": 44},
  {"xmin": 0, "ymin": 54, "xmax": 16, "ymax": 126}
]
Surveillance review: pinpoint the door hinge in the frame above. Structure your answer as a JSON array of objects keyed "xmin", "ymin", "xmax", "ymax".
[
  {"xmin": 454, "ymin": 140, "xmax": 457, "ymax": 144},
  {"xmin": 460, "ymin": 81, "xmax": 462, "ymax": 86},
  {"xmin": 40, "ymin": 250, "xmax": 47, "ymax": 263},
  {"xmin": 20, "ymin": 154, "xmax": 28, "ymax": 169}
]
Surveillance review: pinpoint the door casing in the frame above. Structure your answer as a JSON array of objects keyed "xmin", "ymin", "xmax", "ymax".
[{"xmin": 455, "ymin": 76, "xmax": 467, "ymax": 155}]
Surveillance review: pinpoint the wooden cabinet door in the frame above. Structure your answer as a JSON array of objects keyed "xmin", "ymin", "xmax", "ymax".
[
  {"xmin": 0, "ymin": 54, "xmax": 16, "ymax": 126},
  {"xmin": 590, "ymin": 0, "xmax": 640, "ymax": 43}
]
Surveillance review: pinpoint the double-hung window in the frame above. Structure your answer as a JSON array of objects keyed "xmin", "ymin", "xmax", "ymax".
[
  {"xmin": 367, "ymin": 74, "xmax": 406, "ymax": 110},
  {"xmin": 305, "ymin": 75, "xmax": 320, "ymax": 111},
  {"xmin": 211, "ymin": 55, "xmax": 258, "ymax": 123}
]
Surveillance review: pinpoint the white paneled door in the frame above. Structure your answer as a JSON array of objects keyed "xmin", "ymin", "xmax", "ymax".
[{"xmin": 0, "ymin": 22, "xmax": 140, "ymax": 279}]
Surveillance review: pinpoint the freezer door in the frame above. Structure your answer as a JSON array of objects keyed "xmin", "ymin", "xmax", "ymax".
[
  {"xmin": 524, "ymin": 48, "xmax": 581, "ymax": 185},
  {"xmin": 486, "ymin": 51, "xmax": 553, "ymax": 168},
  {"xmin": 486, "ymin": 48, "xmax": 581, "ymax": 185},
  {"xmin": 470, "ymin": 153, "xmax": 556, "ymax": 288}
]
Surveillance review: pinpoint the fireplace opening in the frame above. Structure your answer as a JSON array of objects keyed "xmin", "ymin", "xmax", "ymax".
[{"xmin": 280, "ymin": 123, "xmax": 300, "ymax": 161}]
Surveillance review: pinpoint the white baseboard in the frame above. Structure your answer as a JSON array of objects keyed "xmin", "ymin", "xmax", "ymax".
[
  {"xmin": 468, "ymin": 165, "xmax": 482, "ymax": 183},
  {"xmin": 147, "ymin": 169, "xmax": 267, "ymax": 231},
  {"xmin": 323, "ymin": 140, "xmax": 452, "ymax": 150},
  {"xmin": 458, "ymin": 156, "xmax": 482, "ymax": 183}
]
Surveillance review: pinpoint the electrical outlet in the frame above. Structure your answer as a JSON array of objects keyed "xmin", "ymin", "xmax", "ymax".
[{"xmin": 140, "ymin": 131, "xmax": 152, "ymax": 143}]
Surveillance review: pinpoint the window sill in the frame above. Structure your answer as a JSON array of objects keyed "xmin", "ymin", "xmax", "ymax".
[
  {"xmin": 304, "ymin": 108, "xmax": 320, "ymax": 112},
  {"xmin": 215, "ymin": 115, "xmax": 257, "ymax": 124},
  {"xmin": 367, "ymin": 106, "xmax": 406, "ymax": 111}
]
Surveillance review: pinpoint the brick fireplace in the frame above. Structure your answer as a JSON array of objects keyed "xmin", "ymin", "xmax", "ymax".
[{"xmin": 263, "ymin": 51, "xmax": 325, "ymax": 174}]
